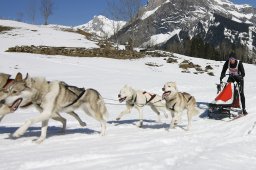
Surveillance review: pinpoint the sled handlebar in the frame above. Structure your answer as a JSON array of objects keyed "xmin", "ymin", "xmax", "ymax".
[{"xmin": 221, "ymin": 74, "xmax": 242, "ymax": 81}]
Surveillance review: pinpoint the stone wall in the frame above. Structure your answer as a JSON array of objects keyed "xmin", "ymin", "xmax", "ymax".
[{"xmin": 6, "ymin": 45, "xmax": 145, "ymax": 59}]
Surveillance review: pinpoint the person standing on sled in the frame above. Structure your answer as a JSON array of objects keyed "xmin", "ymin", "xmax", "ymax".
[{"xmin": 220, "ymin": 52, "xmax": 248, "ymax": 115}]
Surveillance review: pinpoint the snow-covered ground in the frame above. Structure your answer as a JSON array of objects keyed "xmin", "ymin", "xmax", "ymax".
[
  {"xmin": 0, "ymin": 20, "xmax": 98, "ymax": 51},
  {"xmin": 0, "ymin": 19, "xmax": 256, "ymax": 170}
]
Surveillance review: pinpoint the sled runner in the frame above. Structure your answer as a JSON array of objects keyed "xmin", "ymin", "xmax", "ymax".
[{"xmin": 208, "ymin": 74, "xmax": 243, "ymax": 120}]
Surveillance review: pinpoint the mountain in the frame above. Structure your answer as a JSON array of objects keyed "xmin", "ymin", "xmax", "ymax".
[
  {"xmin": 116, "ymin": 0, "xmax": 256, "ymax": 63},
  {"xmin": 75, "ymin": 15, "xmax": 126, "ymax": 38}
]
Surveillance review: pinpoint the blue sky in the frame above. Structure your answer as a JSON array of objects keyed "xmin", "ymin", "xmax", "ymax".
[{"xmin": 0, "ymin": 0, "xmax": 255, "ymax": 26}]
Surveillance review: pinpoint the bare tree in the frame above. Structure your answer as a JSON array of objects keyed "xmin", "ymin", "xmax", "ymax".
[
  {"xmin": 106, "ymin": 0, "xmax": 125, "ymax": 49},
  {"xmin": 107, "ymin": 0, "xmax": 142, "ymax": 50},
  {"xmin": 40, "ymin": 0, "xmax": 53, "ymax": 25},
  {"xmin": 27, "ymin": 0, "xmax": 37, "ymax": 24}
]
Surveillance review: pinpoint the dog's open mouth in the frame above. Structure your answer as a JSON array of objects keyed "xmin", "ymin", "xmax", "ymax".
[
  {"xmin": 10, "ymin": 98, "xmax": 23, "ymax": 112},
  {"xmin": 119, "ymin": 97, "xmax": 127, "ymax": 103},
  {"xmin": 162, "ymin": 91, "xmax": 171, "ymax": 99}
]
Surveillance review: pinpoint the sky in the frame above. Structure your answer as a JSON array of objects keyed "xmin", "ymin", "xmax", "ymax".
[{"xmin": 0, "ymin": 0, "xmax": 255, "ymax": 26}]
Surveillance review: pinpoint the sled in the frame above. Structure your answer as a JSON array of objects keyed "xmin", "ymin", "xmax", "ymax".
[{"xmin": 208, "ymin": 75, "xmax": 242, "ymax": 120}]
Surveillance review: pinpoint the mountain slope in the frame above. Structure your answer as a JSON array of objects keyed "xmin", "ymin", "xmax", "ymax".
[{"xmin": 116, "ymin": 0, "xmax": 256, "ymax": 62}]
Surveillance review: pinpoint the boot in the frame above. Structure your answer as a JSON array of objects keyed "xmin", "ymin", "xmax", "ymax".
[{"xmin": 243, "ymin": 109, "xmax": 248, "ymax": 116}]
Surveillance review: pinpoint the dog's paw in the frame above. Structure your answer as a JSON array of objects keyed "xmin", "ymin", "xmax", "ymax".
[
  {"xmin": 116, "ymin": 117, "xmax": 121, "ymax": 121},
  {"xmin": 33, "ymin": 138, "xmax": 44, "ymax": 144},
  {"xmin": 11, "ymin": 131, "xmax": 22, "ymax": 138},
  {"xmin": 170, "ymin": 124, "xmax": 176, "ymax": 129},
  {"xmin": 8, "ymin": 133, "xmax": 19, "ymax": 139},
  {"xmin": 80, "ymin": 122, "xmax": 87, "ymax": 127},
  {"xmin": 136, "ymin": 121, "xmax": 143, "ymax": 128}
]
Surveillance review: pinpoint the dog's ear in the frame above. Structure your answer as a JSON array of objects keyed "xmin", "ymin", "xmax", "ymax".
[
  {"xmin": 15, "ymin": 72, "xmax": 23, "ymax": 81},
  {"xmin": 24, "ymin": 73, "xmax": 29, "ymax": 80},
  {"xmin": 173, "ymin": 82, "xmax": 178, "ymax": 90}
]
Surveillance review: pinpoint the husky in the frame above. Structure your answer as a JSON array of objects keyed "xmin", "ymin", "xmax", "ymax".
[
  {"xmin": 162, "ymin": 82, "xmax": 198, "ymax": 130},
  {"xmin": 0, "ymin": 73, "xmax": 14, "ymax": 101},
  {"xmin": 0, "ymin": 73, "xmax": 87, "ymax": 131},
  {"xmin": 1, "ymin": 74, "xmax": 108, "ymax": 143},
  {"xmin": 117, "ymin": 85, "xmax": 168, "ymax": 127}
]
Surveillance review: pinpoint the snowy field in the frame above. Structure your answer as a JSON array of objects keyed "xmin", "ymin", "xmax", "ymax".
[{"xmin": 0, "ymin": 20, "xmax": 256, "ymax": 170}]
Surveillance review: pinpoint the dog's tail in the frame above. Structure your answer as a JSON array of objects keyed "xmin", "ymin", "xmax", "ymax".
[
  {"xmin": 190, "ymin": 106, "xmax": 199, "ymax": 116},
  {"xmin": 188, "ymin": 96, "xmax": 199, "ymax": 116}
]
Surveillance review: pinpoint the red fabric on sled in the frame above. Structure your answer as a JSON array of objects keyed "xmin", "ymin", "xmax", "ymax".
[
  {"xmin": 215, "ymin": 83, "xmax": 233, "ymax": 102},
  {"xmin": 232, "ymin": 97, "xmax": 240, "ymax": 108}
]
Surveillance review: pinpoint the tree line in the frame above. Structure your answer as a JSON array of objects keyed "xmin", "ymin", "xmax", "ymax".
[{"xmin": 165, "ymin": 36, "xmax": 254, "ymax": 63}]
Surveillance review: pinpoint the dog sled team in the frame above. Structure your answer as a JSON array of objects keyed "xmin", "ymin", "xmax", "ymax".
[{"xmin": 0, "ymin": 72, "xmax": 199, "ymax": 143}]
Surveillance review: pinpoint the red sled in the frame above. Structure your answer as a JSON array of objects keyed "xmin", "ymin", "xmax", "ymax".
[{"xmin": 208, "ymin": 80, "xmax": 242, "ymax": 120}]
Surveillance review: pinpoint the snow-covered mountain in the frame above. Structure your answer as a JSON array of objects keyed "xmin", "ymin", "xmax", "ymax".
[
  {"xmin": 75, "ymin": 15, "xmax": 126, "ymax": 38},
  {"xmin": 117, "ymin": 0, "xmax": 256, "ymax": 62}
]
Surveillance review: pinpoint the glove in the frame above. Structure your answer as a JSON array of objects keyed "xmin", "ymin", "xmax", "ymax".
[{"xmin": 235, "ymin": 75, "xmax": 243, "ymax": 82}]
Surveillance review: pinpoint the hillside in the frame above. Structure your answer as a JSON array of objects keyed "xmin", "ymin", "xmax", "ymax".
[{"xmin": 0, "ymin": 19, "xmax": 99, "ymax": 51}]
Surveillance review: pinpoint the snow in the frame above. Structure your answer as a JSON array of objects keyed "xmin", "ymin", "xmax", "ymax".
[
  {"xmin": 209, "ymin": 0, "xmax": 254, "ymax": 21},
  {"xmin": 142, "ymin": 29, "xmax": 181, "ymax": 47},
  {"xmin": 0, "ymin": 20, "xmax": 99, "ymax": 51},
  {"xmin": 1, "ymin": 20, "xmax": 256, "ymax": 170},
  {"xmin": 141, "ymin": 6, "xmax": 160, "ymax": 20}
]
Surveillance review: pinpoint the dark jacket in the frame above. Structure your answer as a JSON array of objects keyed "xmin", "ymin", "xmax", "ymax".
[{"xmin": 220, "ymin": 60, "xmax": 245, "ymax": 80}]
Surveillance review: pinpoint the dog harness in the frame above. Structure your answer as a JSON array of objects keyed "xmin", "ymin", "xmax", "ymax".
[
  {"xmin": 63, "ymin": 84, "xmax": 86, "ymax": 108},
  {"xmin": 142, "ymin": 91, "xmax": 156, "ymax": 104},
  {"xmin": 128, "ymin": 92, "xmax": 157, "ymax": 107},
  {"xmin": 167, "ymin": 98, "xmax": 176, "ymax": 111},
  {"xmin": 128, "ymin": 94, "xmax": 137, "ymax": 107},
  {"xmin": 167, "ymin": 94, "xmax": 193, "ymax": 111}
]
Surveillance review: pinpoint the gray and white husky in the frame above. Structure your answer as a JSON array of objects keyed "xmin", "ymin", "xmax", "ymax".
[
  {"xmin": 0, "ymin": 72, "xmax": 86, "ymax": 131},
  {"xmin": 117, "ymin": 85, "xmax": 168, "ymax": 127},
  {"xmin": 162, "ymin": 82, "xmax": 198, "ymax": 130},
  {"xmin": 1, "ymin": 74, "xmax": 108, "ymax": 143}
]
